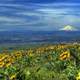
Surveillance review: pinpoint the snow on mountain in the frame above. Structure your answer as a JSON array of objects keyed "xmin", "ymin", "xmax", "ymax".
[{"xmin": 60, "ymin": 25, "xmax": 78, "ymax": 31}]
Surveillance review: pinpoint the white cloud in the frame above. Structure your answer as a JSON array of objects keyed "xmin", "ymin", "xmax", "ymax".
[
  {"xmin": 35, "ymin": 3, "xmax": 80, "ymax": 7},
  {"xmin": 0, "ymin": 3, "xmax": 80, "ymax": 30},
  {"xmin": 16, "ymin": 12, "xmax": 42, "ymax": 16},
  {"xmin": 0, "ymin": 16, "xmax": 23, "ymax": 22}
]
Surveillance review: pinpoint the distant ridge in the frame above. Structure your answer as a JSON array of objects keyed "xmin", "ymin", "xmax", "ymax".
[{"xmin": 0, "ymin": 30, "xmax": 80, "ymax": 44}]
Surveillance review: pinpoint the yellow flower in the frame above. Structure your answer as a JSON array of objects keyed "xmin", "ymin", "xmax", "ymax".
[
  {"xmin": 76, "ymin": 72, "xmax": 80, "ymax": 80},
  {"xmin": 28, "ymin": 53, "xmax": 34, "ymax": 57},
  {"xmin": 5, "ymin": 62, "xmax": 11, "ymax": 67},
  {"xmin": 59, "ymin": 51, "xmax": 70, "ymax": 60},
  {"xmin": 0, "ymin": 55, "xmax": 8, "ymax": 62},
  {"xmin": 76, "ymin": 76, "xmax": 80, "ymax": 80},
  {"xmin": 60, "ymin": 55, "xmax": 67, "ymax": 60},
  {"xmin": 14, "ymin": 51, "xmax": 22, "ymax": 59},
  {"xmin": 0, "ymin": 61, "xmax": 4, "ymax": 68},
  {"xmin": 10, "ymin": 74, "xmax": 16, "ymax": 80}
]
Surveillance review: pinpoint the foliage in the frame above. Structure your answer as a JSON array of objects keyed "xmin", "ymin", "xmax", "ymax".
[{"xmin": 0, "ymin": 44, "xmax": 80, "ymax": 80}]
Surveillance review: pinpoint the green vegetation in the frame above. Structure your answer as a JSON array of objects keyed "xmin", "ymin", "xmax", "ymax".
[{"xmin": 0, "ymin": 44, "xmax": 80, "ymax": 80}]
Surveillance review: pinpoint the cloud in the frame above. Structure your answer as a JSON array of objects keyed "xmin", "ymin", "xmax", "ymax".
[{"xmin": 0, "ymin": 3, "xmax": 80, "ymax": 30}]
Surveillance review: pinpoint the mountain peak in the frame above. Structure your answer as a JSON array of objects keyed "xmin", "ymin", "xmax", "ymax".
[{"xmin": 60, "ymin": 25, "xmax": 77, "ymax": 31}]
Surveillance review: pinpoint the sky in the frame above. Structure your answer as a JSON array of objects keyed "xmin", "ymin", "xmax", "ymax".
[{"xmin": 0, "ymin": 0, "xmax": 80, "ymax": 31}]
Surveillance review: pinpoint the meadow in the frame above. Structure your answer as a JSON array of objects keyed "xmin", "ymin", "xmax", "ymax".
[{"xmin": 0, "ymin": 43, "xmax": 80, "ymax": 80}]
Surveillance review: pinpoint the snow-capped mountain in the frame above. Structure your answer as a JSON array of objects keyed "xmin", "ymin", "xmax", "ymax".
[{"xmin": 60, "ymin": 25, "xmax": 77, "ymax": 31}]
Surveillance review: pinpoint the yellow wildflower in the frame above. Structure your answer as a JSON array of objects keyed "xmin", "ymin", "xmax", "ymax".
[
  {"xmin": 10, "ymin": 74, "xmax": 16, "ymax": 80},
  {"xmin": 5, "ymin": 62, "xmax": 11, "ymax": 67},
  {"xmin": 0, "ymin": 55, "xmax": 8, "ymax": 62},
  {"xmin": 76, "ymin": 72, "xmax": 80, "ymax": 80},
  {"xmin": 0, "ymin": 61, "xmax": 4, "ymax": 68},
  {"xmin": 60, "ymin": 51, "xmax": 70, "ymax": 60}
]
